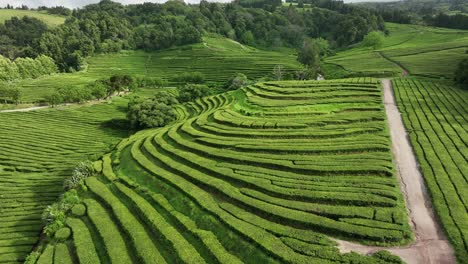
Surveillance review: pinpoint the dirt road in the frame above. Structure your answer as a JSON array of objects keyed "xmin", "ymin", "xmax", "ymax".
[
  {"xmin": 334, "ymin": 79, "xmax": 456, "ymax": 264},
  {"xmin": 0, "ymin": 106, "xmax": 50, "ymax": 113}
]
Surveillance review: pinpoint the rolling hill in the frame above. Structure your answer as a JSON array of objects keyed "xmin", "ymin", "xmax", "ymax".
[
  {"xmin": 0, "ymin": 9, "xmax": 65, "ymax": 26},
  {"xmin": 325, "ymin": 23, "xmax": 468, "ymax": 78}
]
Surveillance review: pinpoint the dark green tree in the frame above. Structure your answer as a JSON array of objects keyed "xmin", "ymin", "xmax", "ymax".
[{"xmin": 454, "ymin": 58, "xmax": 468, "ymax": 89}]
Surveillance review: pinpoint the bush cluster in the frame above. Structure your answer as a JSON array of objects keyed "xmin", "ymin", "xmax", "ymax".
[
  {"xmin": 0, "ymin": 55, "xmax": 57, "ymax": 81},
  {"xmin": 45, "ymin": 74, "xmax": 136, "ymax": 106},
  {"xmin": 127, "ymin": 92, "xmax": 178, "ymax": 129},
  {"xmin": 63, "ymin": 161, "xmax": 96, "ymax": 190},
  {"xmin": 42, "ymin": 189, "xmax": 81, "ymax": 237},
  {"xmin": 172, "ymin": 72, "xmax": 205, "ymax": 84}
]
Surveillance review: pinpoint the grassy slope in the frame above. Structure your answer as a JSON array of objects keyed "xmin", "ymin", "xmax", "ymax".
[
  {"xmin": 15, "ymin": 36, "xmax": 302, "ymax": 103},
  {"xmin": 31, "ymin": 78, "xmax": 411, "ymax": 263},
  {"xmin": 325, "ymin": 23, "xmax": 468, "ymax": 78},
  {"xmin": 0, "ymin": 9, "xmax": 65, "ymax": 26},
  {"xmin": 0, "ymin": 96, "xmax": 133, "ymax": 263}
]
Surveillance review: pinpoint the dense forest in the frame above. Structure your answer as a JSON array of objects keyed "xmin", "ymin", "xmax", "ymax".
[
  {"xmin": 350, "ymin": 0, "xmax": 468, "ymax": 29},
  {"xmin": 0, "ymin": 0, "xmax": 385, "ymax": 72}
]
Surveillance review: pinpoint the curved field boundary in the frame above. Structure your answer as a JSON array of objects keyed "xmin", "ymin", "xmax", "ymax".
[{"xmin": 30, "ymin": 79, "xmax": 416, "ymax": 263}]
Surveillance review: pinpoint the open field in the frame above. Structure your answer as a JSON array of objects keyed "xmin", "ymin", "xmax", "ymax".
[
  {"xmin": 0, "ymin": 97, "xmax": 130, "ymax": 263},
  {"xmin": 392, "ymin": 78, "xmax": 468, "ymax": 263},
  {"xmin": 0, "ymin": 9, "xmax": 65, "ymax": 26},
  {"xmin": 30, "ymin": 78, "xmax": 413, "ymax": 263},
  {"xmin": 14, "ymin": 36, "xmax": 302, "ymax": 103},
  {"xmin": 325, "ymin": 23, "xmax": 468, "ymax": 78}
]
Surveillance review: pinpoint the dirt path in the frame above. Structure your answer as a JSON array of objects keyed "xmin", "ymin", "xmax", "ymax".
[
  {"xmin": 334, "ymin": 80, "xmax": 456, "ymax": 264},
  {"xmin": 0, "ymin": 92, "xmax": 128, "ymax": 113},
  {"xmin": 0, "ymin": 106, "xmax": 50, "ymax": 113}
]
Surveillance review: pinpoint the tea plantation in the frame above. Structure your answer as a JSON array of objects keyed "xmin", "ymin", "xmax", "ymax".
[
  {"xmin": 326, "ymin": 23, "xmax": 468, "ymax": 78},
  {"xmin": 30, "ymin": 79, "xmax": 412, "ymax": 263},
  {"xmin": 393, "ymin": 78, "xmax": 468, "ymax": 261},
  {"xmin": 15, "ymin": 36, "xmax": 302, "ymax": 103},
  {"xmin": 0, "ymin": 99, "xmax": 129, "ymax": 263}
]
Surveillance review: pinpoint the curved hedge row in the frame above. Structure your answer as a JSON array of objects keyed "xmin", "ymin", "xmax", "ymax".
[{"xmin": 33, "ymin": 79, "xmax": 409, "ymax": 263}]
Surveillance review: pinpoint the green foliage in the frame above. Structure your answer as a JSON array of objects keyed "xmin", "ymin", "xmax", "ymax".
[
  {"xmin": 393, "ymin": 79, "xmax": 468, "ymax": 262},
  {"xmin": 362, "ymin": 31, "xmax": 385, "ymax": 50},
  {"xmin": 54, "ymin": 227, "xmax": 71, "ymax": 241},
  {"xmin": 454, "ymin": 58, "xmax": 468, "ymax": 89},
  {"xmin": 226, "ymin": 73, "xmax": 249, "ymax": 90},
  {"xmin": 42, "ymin": 189, "xmax": 81, "ymax": 237},
  {"xmin": 0, "ymin": 16, "xmax": 48, "ymax": 59},
  {"xmin": 172, "ymin": 72, "xmax": 205, "ymax": 84},
  {"xmin": 177, "ymin": 84, "xmax": 210, "ymax": 103},
  {"xmin": 88, "ymin": 81, "xmax": 108, "ymax": 100},
  {"xmin": 372, "ymin": 250, "xmax": 404, "ymax": 263},
  {"xmin": 135, "ymin": 76, "xmax": 167, "ymax": 88},
  {"xmin": 71, "ymin": 204, "xmax": 87, "ymax": 217},
  {"xmin": 64, "ymin": 161, "xmax": 96, "ymax": 190},
  {"xmin": 127, "ymin": 92, "xmax": 178, "ymax": 129},
  {"xmin": 24, "ymin": 251, "xmax": 41, "ymax": 264},
  {"xmin": 326, "ymin": 23, "xmax": 468, "ymax": 78},
  {"xmin": 0, "ymin": 54, "xmax": 56, "ymax": 81},
  {"xmin": 0, "ymin": 84, "xmax": 22, "ymax": 104}
]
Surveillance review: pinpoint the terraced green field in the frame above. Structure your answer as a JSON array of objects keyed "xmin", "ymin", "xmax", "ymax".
[
  {"xmin": 326, "ymin": 23, "xmax": 468, "ymax": 78},
  {"xmin": 0, "ymin": 9, "xmax": 65, "ymax": 26},
  {"xmin": 16, "ymin": 36, "xmax": 302, "ymax": 103},
  {"xmin": 32, "ymin": 78, "xmax": 412, "ymax": 263},
  {"xmin": 392, "ymin": 78, "xmax": 468, "ymax": 262},
  {"xmin": 0, "ymin": 99, "xmax": 129, "ymax": 263}
]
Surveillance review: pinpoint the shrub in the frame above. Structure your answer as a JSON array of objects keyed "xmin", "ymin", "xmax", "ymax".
[
  {"xmin": 24, "ymin": 251, "xmax": 40, "ymax": 264},
  {"xmin": 63, "ymin": 161, "xmax": 95, "ymax": 190},
  {"xmin": 454, "ymin": 58, "xmax": 468, "ymax": 89},
  {"xmin": 177, "ymin": 84, "xmax": 210, "ymax": 103},
  {"xmin": 226, "ymin": 73, "xmax": 249, "ymax": 90},
  {"xmin": 88, "ymin": 81, "xmax": 107, "ymax": 100},
  {"xmin": 54, "ymin": 227, "xmax": 71, "ymax": 241},
  {"xmin": 362, "ymin": 31, "xmax": 385, "ymax": 50},
  {"xmin": 127, "ymin": 92, "xmax": 178, "ymax": 129},
  {"xmin": 42, "ymin": 189, "xmax": 81, "ymax": 237},
  {"xmin": 135, "ymin": 77, "xmax": 167, "ymax": 88},
  {"xmin": 173, "ymin": 72, "xmax": 205, "ymax": 84},
  {"xmin": 72, "ymin": 204, "xmax": 87, "ymax": 217},
  {"xmin": 45, "ymin": 91, "xmax": 64, "ymax": 107}
]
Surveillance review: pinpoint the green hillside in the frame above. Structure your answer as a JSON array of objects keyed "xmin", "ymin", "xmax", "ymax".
[
  {"xmin": 0, "ymin": 98, "xmax": 129, "ymax": 263},
  {"xmin": 325, "ymin": 23, "xmax": 468, "ymax": 78},
  {"xmin": 0, "ymin": 9, "xmax": 65, "ymax": 26},
  {"xmin": 15, "ymin": 36, "xmax": 302, "ymax": 103},
  {"xmin": 30, "ymin": 78, "xmax": 411, "ymax": 263}
]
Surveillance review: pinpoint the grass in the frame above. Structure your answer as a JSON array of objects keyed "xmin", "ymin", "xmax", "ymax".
[
  {"xmin": 0, "ymin": 9, "xmax": 65, "ymax": 27},
  {"xmin": 31, "ymin": 79, "xmax": 410, "ymax": 263},
  {"xmin": 392, "ymin": 78, "xmax": 468, "ymax": 263},
  {"xmin": 13, "ymin": 35, "xmax": 302, "ymax": 103},
  {"xmin": 325, "ymin": 23, "xmax": 468, "ymax": 78}
]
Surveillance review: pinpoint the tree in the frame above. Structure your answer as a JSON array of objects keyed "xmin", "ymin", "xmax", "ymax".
[
  {"xmin": 297, "ymin": 39, "xmax": 321, "ymax": 79},
  {"xmin": 226, "ymin": 73, "xmax": 249, "ymax": 90},
  {"xmin": 273, "ymin": 65, "xmax": 284, "ymax": 81},
  {"xmin": 173, "ymin": 72, "xmax": 205, "ymax": 84},
  {"xmin": 45, "ymin": 91, "xmax": 64, "ymax": 107},
  {"xmin": 88, "ymin": 81, "xmax": 107, "ymax": 100},
  {"xmin": 298, "ymin": 39, "xmax": 320, "ymax": 68},
  {"xmin": 362, "ymin": 31, "xmax": 384, "ymax": 50},
  {"xmin": 127, "ymin": 92, "xmax": 178, "ymax": 129},
  {"xmin": 177, "ymin": 84, "xmax": 210, "ymax": 103},
  {"xmin": 454, "ymin": 58, "xmax": 468, "ymax": 89}
]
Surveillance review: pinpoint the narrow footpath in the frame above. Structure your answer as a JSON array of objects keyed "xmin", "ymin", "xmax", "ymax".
[{"xmin": 334, "ymin": 79, "xmax": 456, "ymax": 264}]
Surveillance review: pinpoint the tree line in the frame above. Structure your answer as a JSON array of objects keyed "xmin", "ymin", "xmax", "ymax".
[{"xmin": 0, "ymin": 0, "xmax": 386, "ymax": 72}]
